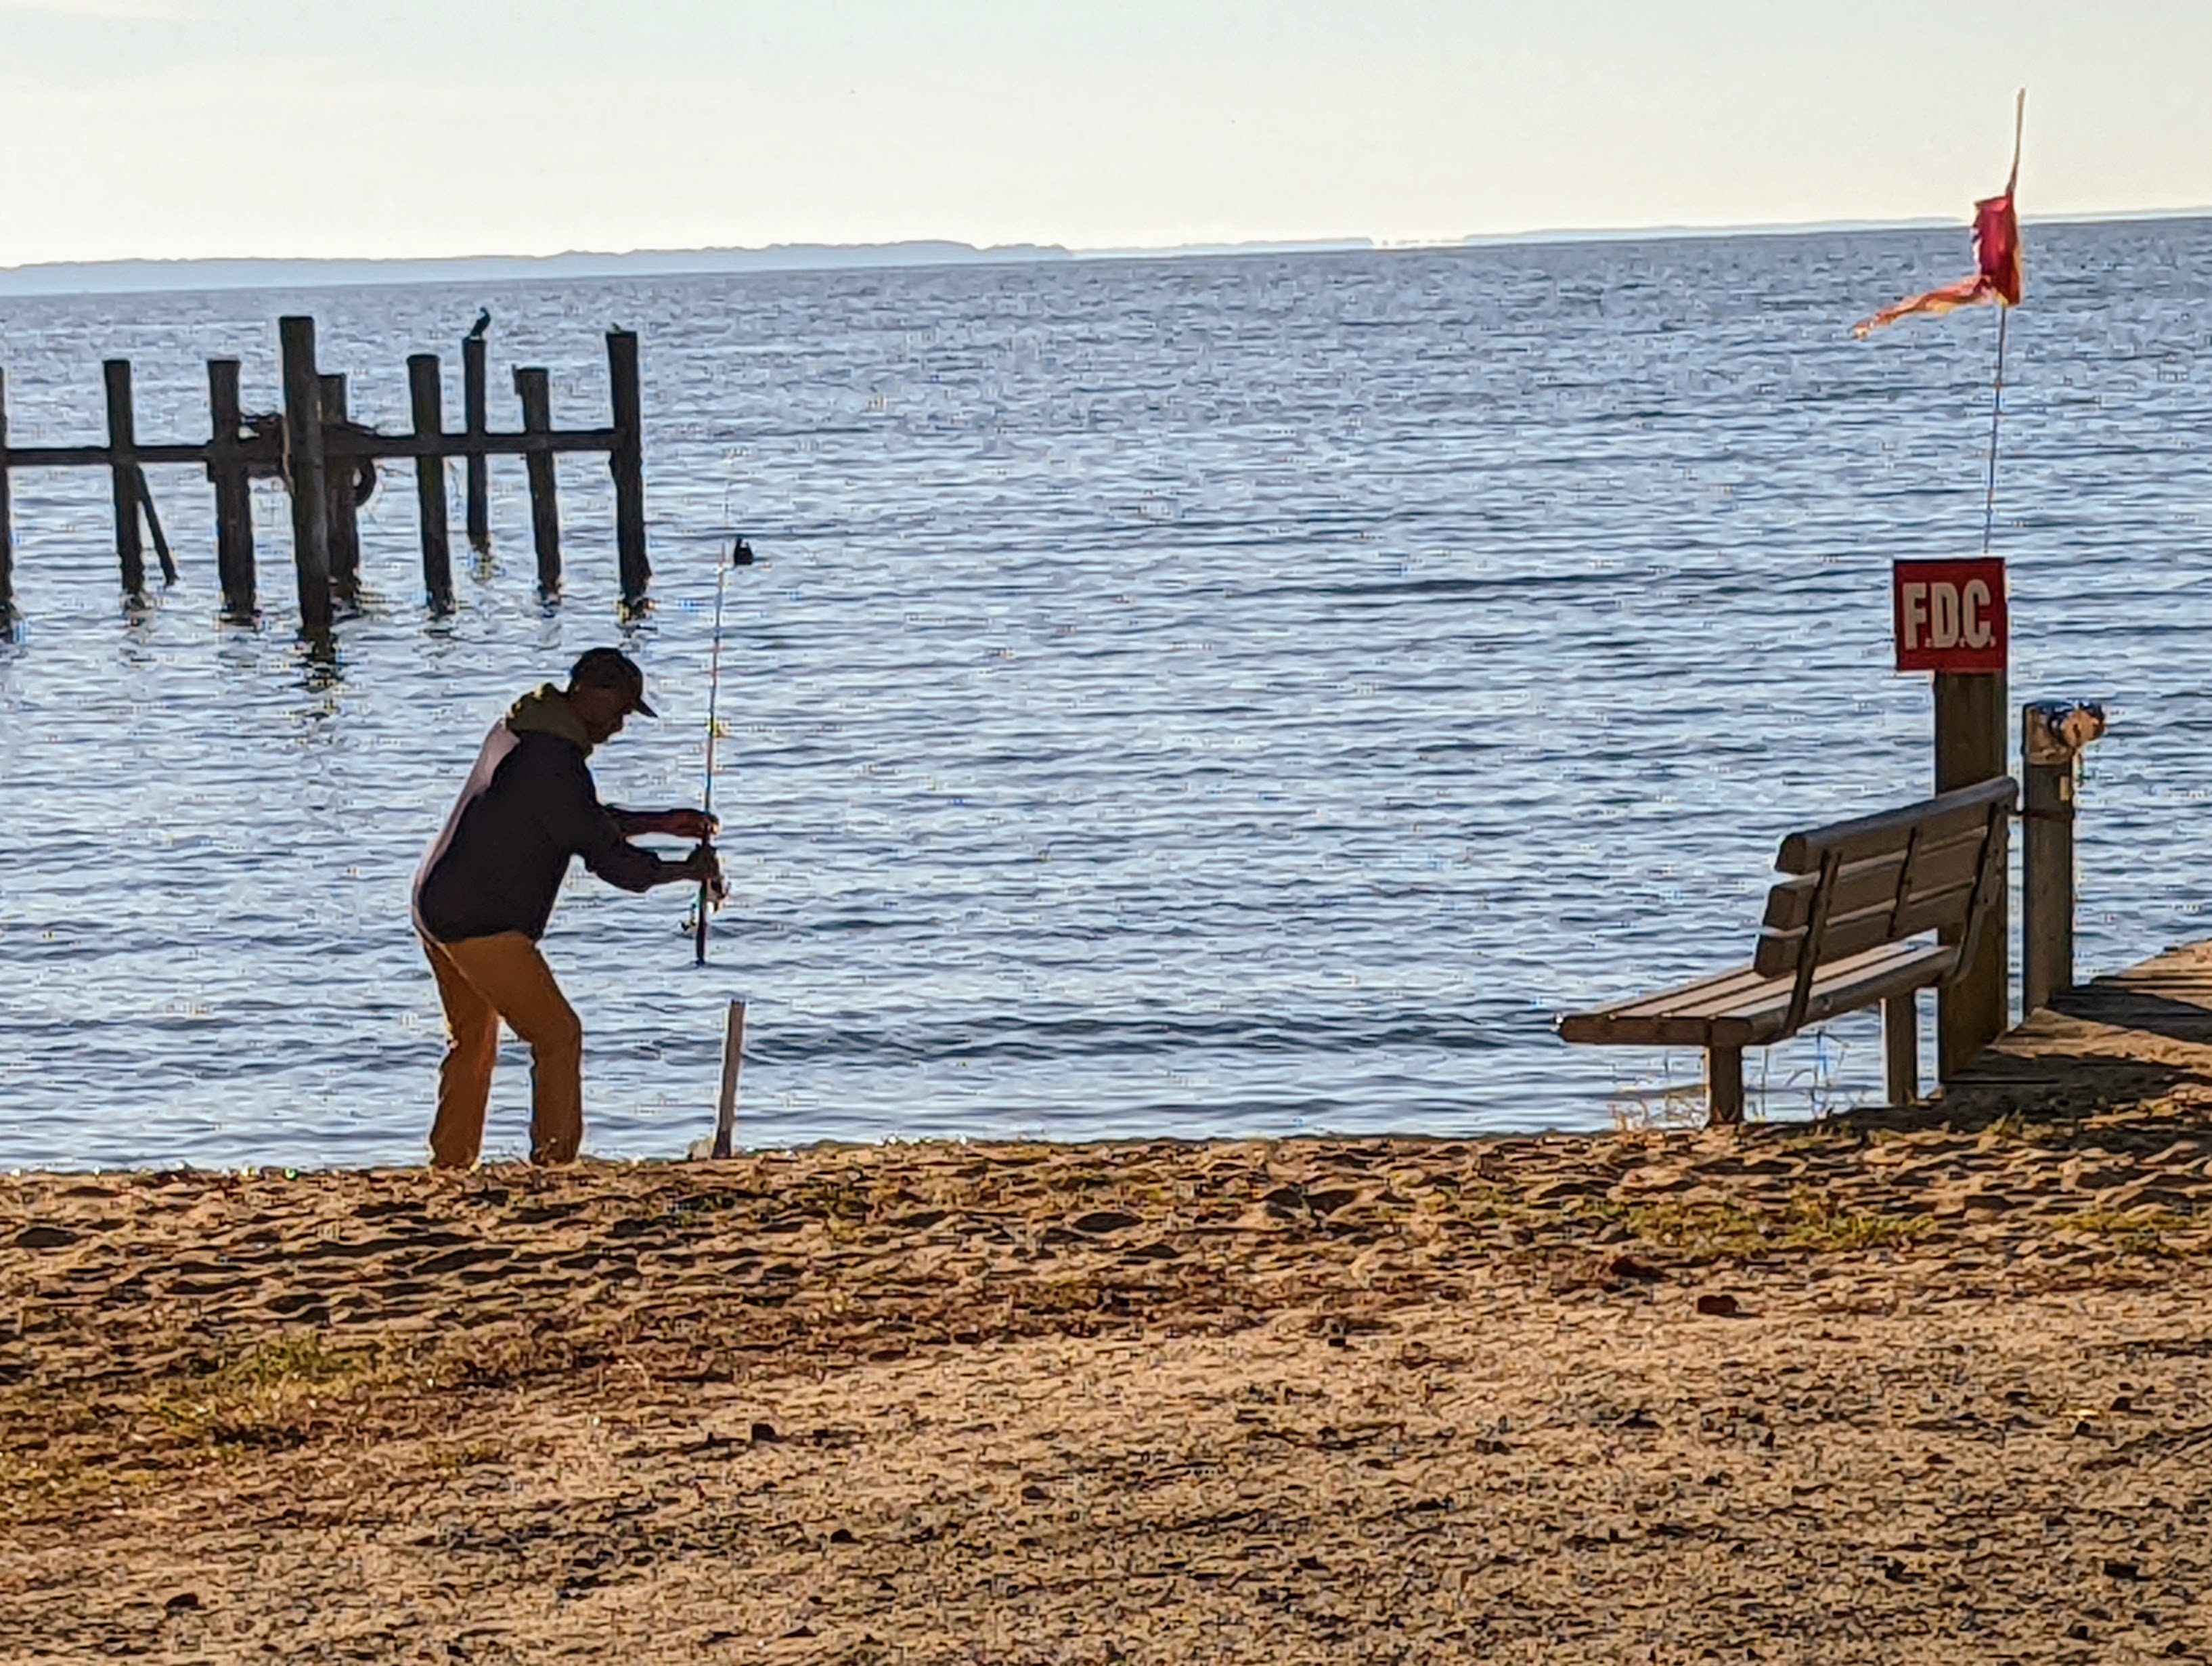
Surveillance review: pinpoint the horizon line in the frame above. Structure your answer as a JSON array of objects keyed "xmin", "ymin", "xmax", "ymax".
[{"xmin": 2, "ymin": 204, "xmax": 2207, "ymax": 297}]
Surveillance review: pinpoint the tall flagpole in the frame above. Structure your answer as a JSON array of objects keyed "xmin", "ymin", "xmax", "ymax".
[
  {"xmin": 1981, "ymin": 302, "xmax": 2008, "ymax": 554},
  {"xmin": 1936, "ymin": 89, "xmax": 2025, "ymax": 1084},
  {"xmin": 1980, "ymin": 89, "xmax": 2025, "ymax": 556}
]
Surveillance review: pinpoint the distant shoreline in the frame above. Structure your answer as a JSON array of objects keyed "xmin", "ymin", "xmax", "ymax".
[{"xmin": 3, "ymin": 209, "xmax": 2206, "ymax": 301}]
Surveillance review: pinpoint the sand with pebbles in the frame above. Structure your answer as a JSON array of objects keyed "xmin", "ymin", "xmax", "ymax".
[{"xmin": 11, "ymin": 947, "xmax": 2212, "ymax": 1661}]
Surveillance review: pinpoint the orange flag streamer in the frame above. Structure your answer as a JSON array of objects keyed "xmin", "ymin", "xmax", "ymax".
[{"xmin": 1854, "ymin": 93, "xmax": 2025, "ymax": 338}]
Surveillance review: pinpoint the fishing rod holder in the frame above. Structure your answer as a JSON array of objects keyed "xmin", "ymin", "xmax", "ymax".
[{"xmin": 2021, "ymin": 699, "xmax": 2108, "ymax": 1015}]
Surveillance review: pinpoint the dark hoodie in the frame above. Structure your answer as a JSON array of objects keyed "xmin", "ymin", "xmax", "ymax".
[{"xmin": 412, "ymin": 686, "xmax": 677, "ymax": 944}]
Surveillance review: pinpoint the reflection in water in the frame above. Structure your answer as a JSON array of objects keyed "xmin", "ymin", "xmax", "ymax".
[
  {"xmin": 292, "ymin": 634, "xmax": 347, "ymax": 698},
  {"xmin": 1, "ymin": 223, "xmax": 2209, "ymax": 1170}
]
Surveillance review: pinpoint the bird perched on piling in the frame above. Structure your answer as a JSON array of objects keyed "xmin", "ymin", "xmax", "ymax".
[{"xmin": 467, "ymin": 308, "xmax": 491, "ymax": 341}]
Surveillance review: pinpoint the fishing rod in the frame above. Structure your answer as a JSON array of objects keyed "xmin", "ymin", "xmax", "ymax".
[{"xmin": 691, "ymin": 533, "xmax": 753, "ymax": 965}]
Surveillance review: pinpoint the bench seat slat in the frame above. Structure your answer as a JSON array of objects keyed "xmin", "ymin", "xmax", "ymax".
[
  {"xmin": 1559, "ymin": 941, "xmax": 1956, "ymax": 1050},
  {"xmin": 1599, "ymin": 962, "xmax": 1774, "ymax": 1022}
]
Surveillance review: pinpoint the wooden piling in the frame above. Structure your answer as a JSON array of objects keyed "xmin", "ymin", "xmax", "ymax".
[
  {"xmin": 0, "ymin": 368, "xmax": 12, "ymax": 618},
  {"xmin": 606, "ymin": 330, "xmax": 649, "ymax": 606},
  {"xmin": 103, "ymin": 359, "xmax": 145, "ymax": 596},
  {"xmin": 1933, "ymin": 669, "xmax": 2009, "ymax": 1078},
  {"xmin": 278, "ymin": 316, "xmax": 332, "ymax": 636},
  {"xmin": 206, "ymin": 359, "xmax": 256, "ymax": 615},
  {"xmin": 407, "ymin": 354, "xmax": 453, "ymax": 611},
  {"xmin": 0, "ymin": 316, "xmax": 648, "ymax": 630},
  {"xmin": 319, "ymin": 373, "xmax": 361, "ymax": 600},
  {"xmin": 2021, "ymin": 701, "xmax": 2104, "ymax": 1016},
  {"xmin": 514, "ymin": 366, "xmax": 560, "ymax": 596},
  {"xmin": 2022, "ymin": 732, "xmax": 2072, "ymax": 1017},
  {"xmin": 462, "ymin": 333, "xmax": 489, "ymax": 551},
  {"xmin": 134, "ymin": 468, "xmax": 176, "ymax": 585}
]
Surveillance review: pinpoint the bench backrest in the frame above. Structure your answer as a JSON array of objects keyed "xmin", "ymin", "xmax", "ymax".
[{"xmin": 1753, "ymin": 775, "xmax": 2016, "ymax": 1028}]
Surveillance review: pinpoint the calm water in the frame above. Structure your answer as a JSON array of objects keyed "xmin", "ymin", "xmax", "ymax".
[{"xmin": 3, "ymin": 223, "xmax": 2209, "ymax": 1170}]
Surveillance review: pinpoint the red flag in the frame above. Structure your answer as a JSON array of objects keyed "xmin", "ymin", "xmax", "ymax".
[{"xmin": 1854, "ymin": 95, "xmax": 2025, "ymax": 338}]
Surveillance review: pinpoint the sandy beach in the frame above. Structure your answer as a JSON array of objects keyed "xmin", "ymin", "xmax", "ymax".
[{"xmin": 11, "ymin": 948, "xmax": 2212, "ymax": 1662}]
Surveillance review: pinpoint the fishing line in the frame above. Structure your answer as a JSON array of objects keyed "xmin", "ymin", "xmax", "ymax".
[{"xmin": 690, "ymin": 532, "xmax": 755, "ymax": 964}]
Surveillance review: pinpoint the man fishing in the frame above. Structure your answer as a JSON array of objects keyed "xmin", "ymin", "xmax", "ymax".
[{"xmin": 413, "ymin": 647, "xmax": 722, "ymax": 1168}]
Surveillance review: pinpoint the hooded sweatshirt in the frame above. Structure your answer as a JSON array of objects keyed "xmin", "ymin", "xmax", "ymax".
[{"xmin": 412, "ymin": 686, "xmax": 676, "ymax": 944}]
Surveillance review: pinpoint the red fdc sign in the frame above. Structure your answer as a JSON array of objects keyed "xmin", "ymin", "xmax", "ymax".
[{"xmin": 1893, "ymin": 558, "xmax": 2007, "ymax": 673}]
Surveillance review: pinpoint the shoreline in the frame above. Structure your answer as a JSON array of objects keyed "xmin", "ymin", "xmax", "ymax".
[
  {"xmin": 9, "ymin": 948, "xmax": 2212, "ymax": 1658},
  {"xmin": 6, "ymin": 210, "xmax": 2207, "ymax": 301}
]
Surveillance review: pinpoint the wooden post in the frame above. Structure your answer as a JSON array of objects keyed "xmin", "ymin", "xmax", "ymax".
[
  {"xmin": 1934, "ymin": 670, "xmax": 2008, "ymax": 1078},
  {"xmin": 319, "ymin": 373, "xmax": 361, "ymax": 601},
  {"xmin": 1882, "ymin": 992, "xmax": 1919, "ymax": 1106},
  {"xmin": 514, "ymin": 366, "xmax": 560, "ymax": 596},
  {"xmin": 606, "ymin": 330, "xmax": 649, "ymax": 606},
  {"xmin": 407, "ymin": 354, "xmax": 453, "ymax": 611},
  {"xmin": 2022, "ymin": 736, "xmax": 2071, "ymax": 1016},
  {"xmin": 103, "ymin": 359, "xmax": 145, "ymax": 596},
  {"xmin": 462, "ymin": 333, "xmax": 489, "ymax": 551},
  {"xmin": 713, "ymin": 998, "xmax": 745, "ymax": 1159},
  {"xmin": 206, "ymin": 359, "xmax": 256, "ymax": 615},
  {"xmin": 134, "ymin": 468, "xmax": 176, "ymax": 584},
  {"xmin": 0, "ymin": 368, "xmax": 12, "ymax": 619},
  {"xmin": 1706, "ymin": 1045, "xmax": 1744, "ymax": 1126},
  {"xmin": 279, "ymin": 316, "xmax": 332, "ymax": 636},
  {"xmin": 2020, "ymin": 702, "xmax": 2103, "ymax": 1015}
]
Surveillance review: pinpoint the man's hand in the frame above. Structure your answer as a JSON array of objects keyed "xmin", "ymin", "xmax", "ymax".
[
  {"xmin": 678, "ymin": 843, "xmax": 727, "ymax": 903},
  {"xmin": 654, "ymin": 808, "xmax": 718, "ymax": 841},
  {"xmin": 618, "ymin": 808, "xmax": 718, "ymax": 840}
]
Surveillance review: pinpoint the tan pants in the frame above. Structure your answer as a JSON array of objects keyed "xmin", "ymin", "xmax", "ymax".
[{"xmin": 420, "ymin": 931, "xmax": 583, "ymax": 1167}]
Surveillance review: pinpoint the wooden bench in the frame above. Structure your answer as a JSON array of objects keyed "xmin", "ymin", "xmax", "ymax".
[{"xmin": 1558, "ymin": 776, "xmax": 2016, "ymax": 1124}]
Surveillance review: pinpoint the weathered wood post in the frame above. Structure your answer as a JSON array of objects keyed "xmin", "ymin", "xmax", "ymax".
[
  {"xmin": 103, "ymin": 359, "xmax": 146, "ymax": 596},
  {"xmin": 1896, "ymin": 556, "xmax": 2012, "ymax": 1081},
  {"xmin": 514, "ymin": 366, "xmax": 560, "ymax": 595},
  {"xmin": 133, "ymin": 468, "xmax": 176, "ymax": 584},
  {"xmin": 0, "ymin": 368, "xmax": 12, "ymax": 618},
  {"xmin": 713, "ymin": 998, "xmax": 745, "ymax": 1159},
  {"xmin": 407, "ymin": 354, "xmax": 453, "ymax": 611},
  {"xmin": 278, "ymin": 316, "xmax": 332, "ymax": 636},
  {"xmin": 606, "ymin": 330, "xmax": 649, "ymax": 607},
  {"xmin": 2022, "ymin": 701, "xmax": 2107, "ymax": 1014},
  {"xmin": 1933, "ymin": 670, "xmax": 2008, "ymax": 1076},
  {"xmin": 206, "ymin": 359, "xmax": 256, "ymax": 615},
  {"xmin": 462, "ymin": 333, "xmax": 489, "ymax": 552},
  {"xmin": 319, "ymin": 373, "xmax": 361, "ymax": 600},
  {"xmin": 204, "ymin": 360, "xmax": 253, "ymax": 615}
]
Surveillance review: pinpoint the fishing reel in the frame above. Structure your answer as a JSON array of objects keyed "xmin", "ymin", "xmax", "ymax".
[
  {"xmin": 680, "ymin": 894, "xmax": 724, "ymax": 936},
  {"xmin": 680, "ymin": 847, "xmax": 730, "ymax": 932}
]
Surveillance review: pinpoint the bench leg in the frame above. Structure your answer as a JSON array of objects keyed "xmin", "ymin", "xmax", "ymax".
[
  {"xmin": 1706, "ymin": 1046, "xmax": 1745, "ymax": 1126},
  {"xmin": 1884, "ymin": 992, "xmax": 1919, "ymax": 1107}
]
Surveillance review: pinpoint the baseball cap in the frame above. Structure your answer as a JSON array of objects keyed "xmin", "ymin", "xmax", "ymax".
[{"xmin": 568, "ymin": 646, "xmax": 657, "ymax": 718}]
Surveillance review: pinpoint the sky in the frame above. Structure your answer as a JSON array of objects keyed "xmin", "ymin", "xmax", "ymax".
[{"xmin": 0, "ymin": 0, "xmax": 2208, "ymax": 267}]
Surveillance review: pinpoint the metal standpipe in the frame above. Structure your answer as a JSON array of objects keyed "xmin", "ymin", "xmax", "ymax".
[{"xmin": 2020, "ymin": 700, "xmax": 2108, "ymax": 1016}]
